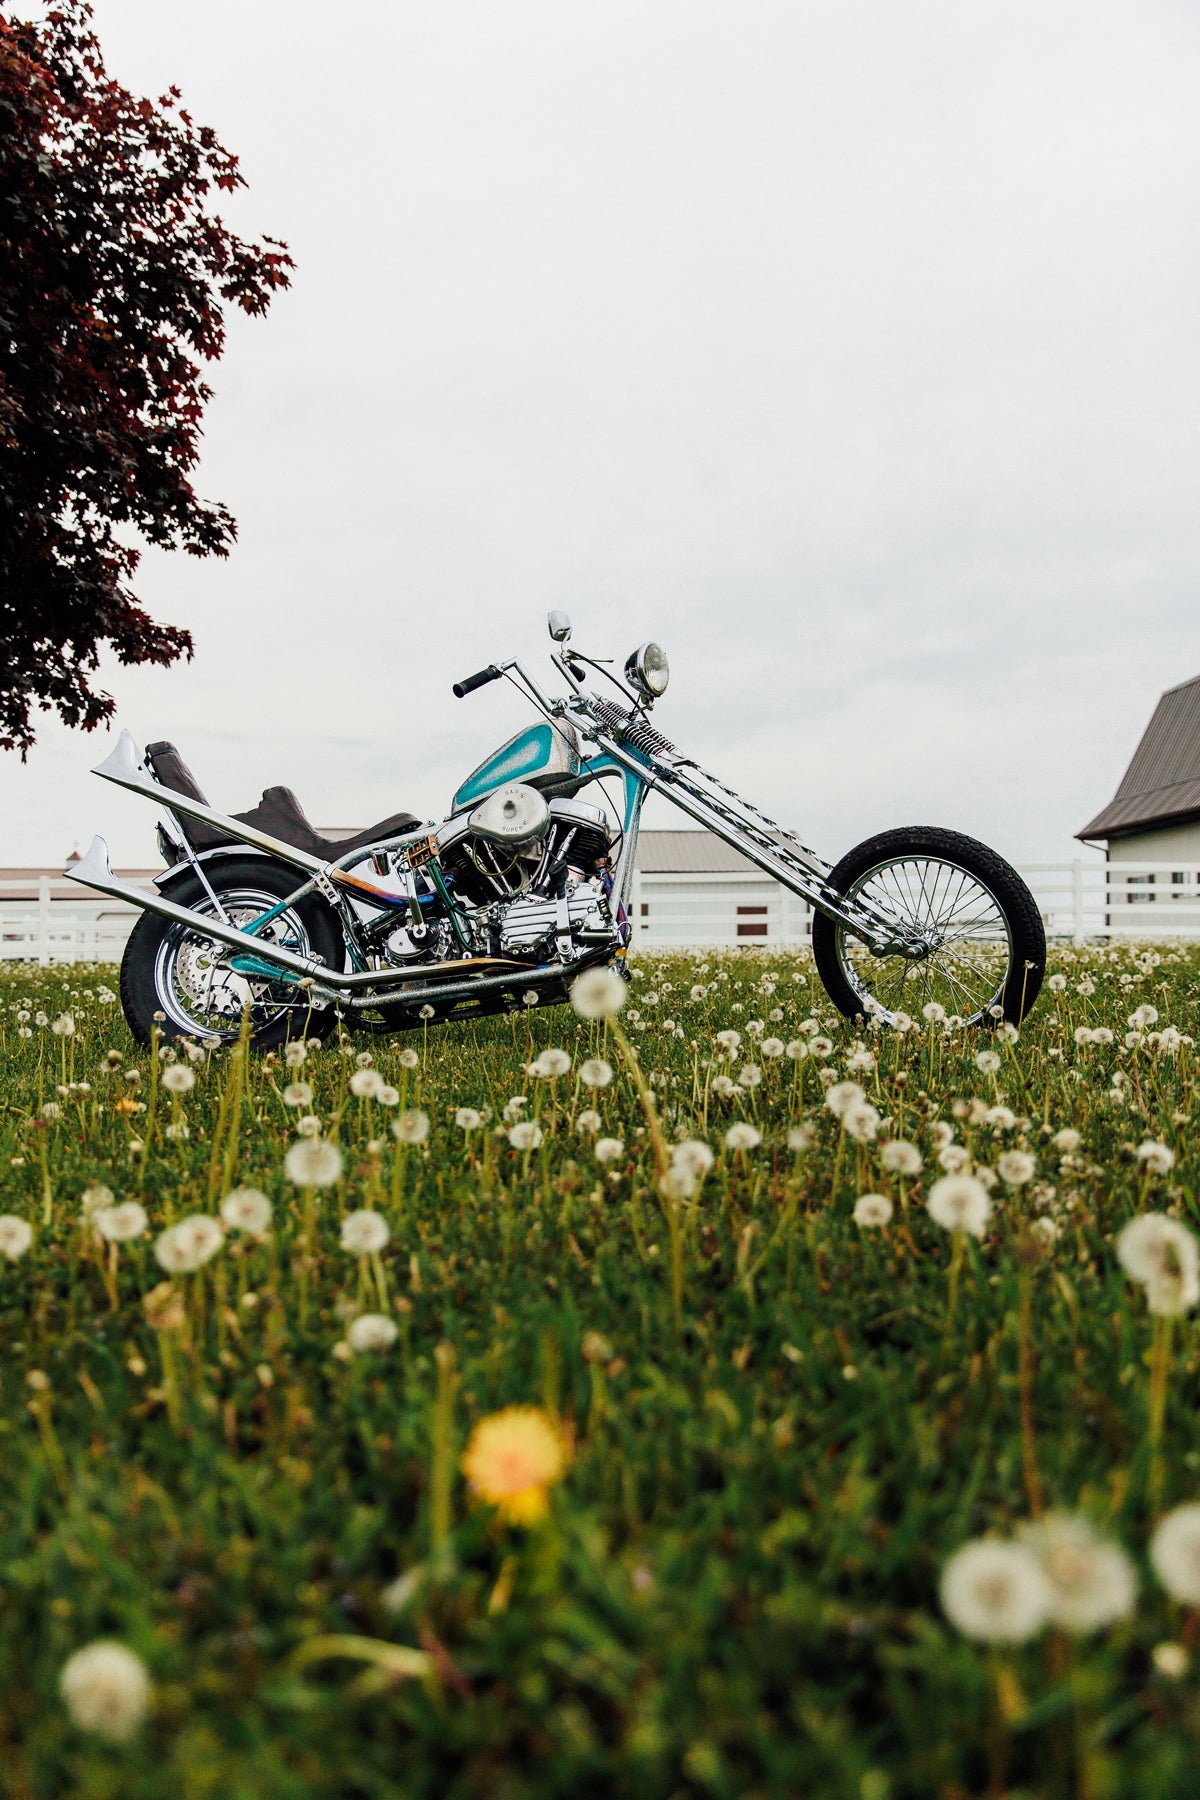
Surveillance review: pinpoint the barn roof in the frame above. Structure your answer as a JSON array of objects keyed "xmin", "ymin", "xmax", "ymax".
[
  {"xmin": 633, "ymin": 830, "xmax": 763, "ymax": 873},
  {"xmin": 1079, "ymin": 673, "xmax": 1200, "ymax": 840}
]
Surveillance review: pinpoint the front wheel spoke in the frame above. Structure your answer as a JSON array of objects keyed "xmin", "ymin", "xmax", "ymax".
[
  {"xmin": 934, "ymin": 955, "xmax": 1003, "ymax": 1015},
  {"xmin": 930, "ymin": 956, "xmax": 991, "ymax": 1015}
]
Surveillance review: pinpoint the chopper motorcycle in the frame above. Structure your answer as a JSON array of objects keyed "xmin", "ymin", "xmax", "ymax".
[{"xmin": 67, "ymin": 613, "xmax": 1046, "ymax": 1047}]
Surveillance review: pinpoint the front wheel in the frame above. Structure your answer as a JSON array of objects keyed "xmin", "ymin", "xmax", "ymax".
[{"xmin": 811, "ymin": 826, "xmax": 1045, "ymax": 1027}]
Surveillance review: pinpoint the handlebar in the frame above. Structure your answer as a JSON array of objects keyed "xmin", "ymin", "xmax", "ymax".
[{"xmin": 452, "ymin": 664, "xmax": 503, "ymax": 698}]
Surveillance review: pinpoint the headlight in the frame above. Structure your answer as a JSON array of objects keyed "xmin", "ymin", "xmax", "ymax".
[{"xmin": 625, "ymin": 641, "xmax": 670, "ymax": 699}]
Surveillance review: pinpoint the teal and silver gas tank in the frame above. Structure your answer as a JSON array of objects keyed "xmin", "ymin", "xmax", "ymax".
[{"xmin": 452, "ymin": 722, "xmax": 583, "ymax": 812}]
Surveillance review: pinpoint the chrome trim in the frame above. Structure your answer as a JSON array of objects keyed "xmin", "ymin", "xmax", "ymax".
[{"xmin": 64, "ymin": 837, "xmax": 529, "ymax": 995}]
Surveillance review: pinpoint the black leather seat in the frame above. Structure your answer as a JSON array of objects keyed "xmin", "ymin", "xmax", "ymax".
[{"xmin": 146, "ymin": 741, "xmax": 421, "ymax": 862}]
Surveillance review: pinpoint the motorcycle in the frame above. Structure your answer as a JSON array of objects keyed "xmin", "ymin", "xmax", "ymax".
[{"xmin": 67, "ymin": 613, "xmax": 1046, "ymax": 1047}]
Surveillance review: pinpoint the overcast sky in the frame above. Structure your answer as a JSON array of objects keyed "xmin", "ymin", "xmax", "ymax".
[{"xmin": 4, "ymin": 0, "xmax": 1199, "ymax": 869}]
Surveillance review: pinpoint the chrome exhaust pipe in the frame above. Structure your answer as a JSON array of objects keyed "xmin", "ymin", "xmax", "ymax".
[{"xmin": 64, "ymin": 837, "xmax": 526, "ymax": 995}]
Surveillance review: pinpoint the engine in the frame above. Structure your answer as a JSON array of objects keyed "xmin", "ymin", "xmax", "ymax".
[
  {"xmin": 364, "ymin": 787, "xmax": 622, "ymax": 971},
  {"xmin": 436, "ymin": 792, "xmax": 616, "ymax": 906},
  {"xmin": 497, "ymin": 880, "xmax": 614, "ymax": 958}
]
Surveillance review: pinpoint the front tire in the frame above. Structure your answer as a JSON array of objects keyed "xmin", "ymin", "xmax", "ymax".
[
  {"xmin": 120, "ymin": 857, "xmax": 344, "ymax": 1049},
  {"xmin": 811, "ymin": 827, "xmax": 1045, "ymax": 1027}
]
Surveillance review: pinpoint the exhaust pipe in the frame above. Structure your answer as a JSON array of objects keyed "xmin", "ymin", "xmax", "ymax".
[{"xmin": 64, "ymin": 837, "xmax": 524, "ymax": 995}]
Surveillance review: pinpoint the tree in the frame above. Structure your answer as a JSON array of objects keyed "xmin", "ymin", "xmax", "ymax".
[{"xmin": 0, "ymin": 1, "xmax": 292, "ymax": 753}]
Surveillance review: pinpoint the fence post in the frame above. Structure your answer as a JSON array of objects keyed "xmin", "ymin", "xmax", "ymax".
[
  {"xmin": 37, "ymin": 876, "xmax": 51, "ymax": 966},
  {"xmin": 1072, "ymin": 860, "xmax": 1085, "ymax": 946}
]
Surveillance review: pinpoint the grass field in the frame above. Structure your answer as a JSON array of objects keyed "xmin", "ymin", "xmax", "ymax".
[{"xmin": 2, "ymin": 945, "xmax": 1200, "ymax": 1798}]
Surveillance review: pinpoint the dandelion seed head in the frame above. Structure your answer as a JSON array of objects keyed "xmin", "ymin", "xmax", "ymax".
[
  {"xmin": 154, "ymin": 1215, "xmax": 224, "ymax": 1273},
  {"xmin": 341, "ymin": 1210, "xmax": 390, "ymax": 1254},
  {"xmin": 59, "ymin": 1642, "xmax": 149, "ymax": 1740},
  {"xmin": 1153, "ymin": 1642, "xmax": 1189, "ymax": 1678},
  {"xmin": 1117, "ymin": 1214, "xmax": 1199, "ymax": 1315},
  {"xmin": 880, "ymin": 1140, "xmax": 922, "ymax": 1175},
  {"xmin": 1137, "ymin": 1140, "xmax": 1175, "ymax": 1175},
  {"xmin": 347, "ymin": 1313, "xmax": 398, "ymax": 1353},
  {"xmin": 927, "ymin": 1174, "xmax": 992, "ymax": 1237},
  {"xmin": 0, "ymin": 1215, "xmax": 33, "ymax": 1259},
  {"xmin": 95, "ymin": 1202, "xmax": 147, "ymax": 1243},
  {"xmin": 854, "ymin": 1193, "xmax": 893, "ymax": 1228},
  {"xmin": 825, "ymin": 1081, "xmax": 865, "ymax": 1118},
  {"xmin": 1019, "ymin": 1514, "xmax": 1137, "ymax": 1633},
  {"xmin": 843, "ymin": 1102, "xmax": 881, "ymax": 1143},
  {"xmin": 671, "ymin": 1139, "xmax": 714, "ymax": 1179},
  {"xmin": 219, "ymin": 1189, "xmax": 272, "ymax": 1236},
  {"xmin": 349, "ymin": 1068, "xmax": 384, "ymax": 1099},
  {"xmin": 284, "ymin": 1137, "xmax": 344, "ymax": 1187},
  {"xmin": 940, "ymin": 1539, "xmax": 1052, "ymax": 1643},
  {"xmin": 570, "ymin": 967, "xmax": 626, "ymax": 1020},
  {"xmin": 1151, "ymin": 1505, "xmax": 1200, "ymax": 1605}
]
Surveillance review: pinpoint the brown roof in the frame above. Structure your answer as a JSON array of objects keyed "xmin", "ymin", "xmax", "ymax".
[
  {"xmin": 1079, "ymin": 674, "xmax": 1200, "ymax": 840},
  {"xmin": 634, "ymin": 831, "xmax": 765, "ymax": 874}
]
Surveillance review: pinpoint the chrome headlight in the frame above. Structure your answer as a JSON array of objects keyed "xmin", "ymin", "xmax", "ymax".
[{"xmin": 625, "ymin": 641, "xmax": 670, "ymax": 699}]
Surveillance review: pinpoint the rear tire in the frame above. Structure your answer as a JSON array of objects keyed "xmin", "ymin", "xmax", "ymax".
[
  {"xmin": 811, "ymin": 826, "xmax": 1045, "ymax": 1027},
  {"xmin": 120, "ymin": 856, "xmax": 343, "ymax": 1049}
]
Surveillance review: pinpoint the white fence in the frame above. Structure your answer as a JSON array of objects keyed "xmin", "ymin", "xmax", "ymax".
[
  {"xmin": 5, "ymin": 860, "xmax": 1200, "ymax": 964},
  {"xmin": 631, "ymin": 861, "xmax": 1200, "ymax": 950},
  {"xmin": 0, "ymin": 876, "xmax": 148, "ymax": 966}
]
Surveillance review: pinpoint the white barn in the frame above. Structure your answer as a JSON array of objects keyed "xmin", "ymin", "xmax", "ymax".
[{"xmin": 1078, "ymin": 672, "xmax": 1200, "ymax": 915}]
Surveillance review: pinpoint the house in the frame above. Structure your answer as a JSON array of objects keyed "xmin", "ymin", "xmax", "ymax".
[
  {"xmin": 630, "ymin": 830, "xmax": 812, "ymax": 947},
  {"xmin": 1078, "ymin": 673, "xmax": 1200, "ymax": 909}
]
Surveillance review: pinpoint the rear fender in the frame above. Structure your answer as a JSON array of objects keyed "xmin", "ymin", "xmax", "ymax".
[{"xmin": 155, "ymin": 845, "xmax": 278, "ymax": 893}]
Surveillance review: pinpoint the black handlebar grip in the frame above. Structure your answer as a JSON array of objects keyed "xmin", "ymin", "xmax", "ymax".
[{"xmin": 452, "ymin": 664, "xmax": 502, "ymax": 698}]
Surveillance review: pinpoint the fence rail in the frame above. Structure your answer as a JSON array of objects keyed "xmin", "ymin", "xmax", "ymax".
[
  {"xmin": 632, "ymin": 861, "xmax": 1200, "ymax": 949},
  {"xmin": 5, "ymin": 860, "xmax": 1200, "ymax": 963}
]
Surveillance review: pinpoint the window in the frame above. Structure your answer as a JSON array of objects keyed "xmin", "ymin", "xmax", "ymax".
[
  {"xmin": 1127, "ymin": 874, "xmax": 1154, "ymax": 905},
  {"xmin": 737, "ymin": 922, "xmax": 768, "ymax": 937},
  {"xmin": 737, "ymin": 905, "xmax": 768, "ymax": 915}
]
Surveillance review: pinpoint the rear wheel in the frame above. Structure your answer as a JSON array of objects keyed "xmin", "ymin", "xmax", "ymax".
[
  {"xmin": 811, "ymin": 827, "xmax": 1045, "ymax": 1027},
  {"xmin": 120, "ymin": 857, "xmax": 343, "ymax": 1048}
]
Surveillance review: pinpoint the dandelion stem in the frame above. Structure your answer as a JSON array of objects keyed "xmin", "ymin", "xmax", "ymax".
[
  {"xmin": 430, "ymin": 1342, "xmax": 458, "ymax": 1560},
  {"xmin": 1148, "ymin": 1312, "xmax": 1175, "ymax": 1513},
  {"xmin": 609, "ymin": 1017, "xmax": 683, "ymax": 1336},
  {"xmin": 939, "ymin": 1228, "xmax": 966, "ymax": 1366},
  {"xmin": 1017, "ymin": 1253, "xmax": 1043, "ymax": 1516}
]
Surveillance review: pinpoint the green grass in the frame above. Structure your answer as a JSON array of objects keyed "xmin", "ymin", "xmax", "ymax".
[{"xmin": 1, "ymin": 945, "xmax": 1199, "ymax": 1798}]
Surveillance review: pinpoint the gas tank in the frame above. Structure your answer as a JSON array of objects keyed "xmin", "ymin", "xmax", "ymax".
[{"xmin": 452, "ymin": 721, "xmax": 582, "ymax": 811}]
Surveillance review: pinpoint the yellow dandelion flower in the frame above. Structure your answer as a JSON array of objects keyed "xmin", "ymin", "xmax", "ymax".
[{"xmin": 461, "ymin": 1406, "xmax": 565, "ymax": 1526}]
